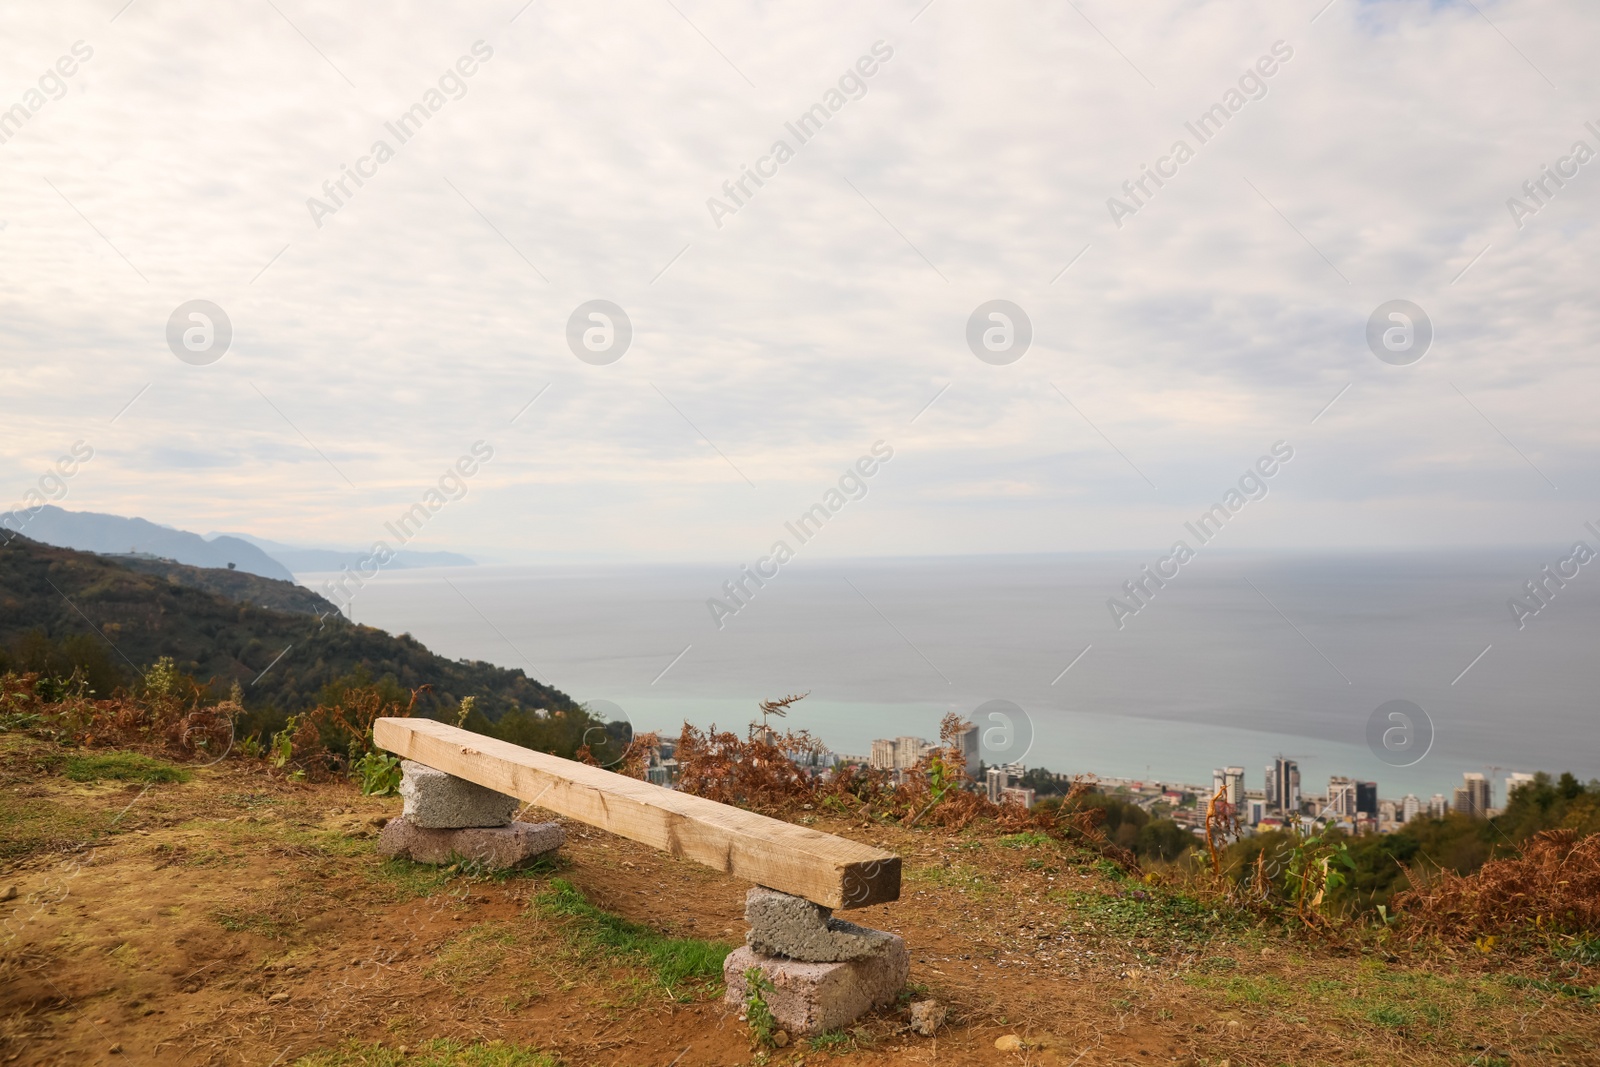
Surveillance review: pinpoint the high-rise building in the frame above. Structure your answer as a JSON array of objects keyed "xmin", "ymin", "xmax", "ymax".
[
  {"xmin": 893, "ymin": 736, "xmax": 919, "ymax": 770},
  {"xmin": 1267, "ymin": 756, "xmax": 1300, "ymax": 815},
  {"xmin": 1454, "ymin": 772, "xmax": 1490, "ymax": 818},
  {"xmin": 1505, "ymin": 772, "xmax": 1535, "ymax": 803},
  {"xmin": 1211, "ymin": 766, "xmax": 1245, "ymax": 808},
  {"xmin": 1356, "ymin": 781, "xmax": 1378, "ymax": 818},
  {"xmin": 1400, "ymin": 794, "xmax": 1422, "ymax": 823},
  {"xmin": 1246, "ymin": 797, "xmax": 1267, "ymax": 826},
  {"xmin": 1428, "ymin": 793, "xmax": 1449, "ymax": 818},
  {"xmin": 953, "ymin": 723, "xmax": 980, "ymax": 779},
  {"xmin": 985, "ymin": 765, "xmax": 1006, "ymax": 803},
  {"xmin": 1328, "ymin": 776, "xmax": 1358, "ymax": 818},
  {"xmin": 869, "ymin": 739, "xmax": 896, "ymax": 770},
  {"xmin": 999, "ymin": 785, "xmax": 1036, "ymax": 808}
]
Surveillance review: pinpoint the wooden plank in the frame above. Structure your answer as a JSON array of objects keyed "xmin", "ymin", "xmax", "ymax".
[{"xmin": 373, "ymin": 717, "xmax": 900, "ymax": 910}]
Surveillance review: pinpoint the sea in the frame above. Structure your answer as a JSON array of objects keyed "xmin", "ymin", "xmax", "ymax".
[{"xmin": 299, "ymin": 549, "xmax": 1600, "ymax": 805}]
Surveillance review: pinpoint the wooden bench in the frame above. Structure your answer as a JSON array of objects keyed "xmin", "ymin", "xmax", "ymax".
[{"xmin": 374, "ymin": 717, "xmax": 900, "ymax": 910}]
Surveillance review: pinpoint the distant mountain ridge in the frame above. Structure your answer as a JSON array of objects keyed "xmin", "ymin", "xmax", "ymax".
[
  {"xmin": 1, "ymin": 507, "xmax": 476, "ymax": 581},
  {"xmin": 2, "ymin": 505, "xmax": 293, "ymax": 581},
  {"xmin": 216, "ymin": 532, "xmax": 475, "ymax": 573}
]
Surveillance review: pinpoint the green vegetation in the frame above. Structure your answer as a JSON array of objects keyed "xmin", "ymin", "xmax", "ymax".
[
  {"xmin": 1039, "ymin": 790, "xmax": 1194, "ymax": 862},
  {"xmin": 805, "ymin": 1029, "xmax": 859, "ymax": 1053},
  {"xmin": 291, "ymin": 1038, "xmax": 558, "ymax": 1067},
  {"xmin": 534, "ymin": 878, "xmax": 731, "ymax": 997},
  {"xmin": 742, "ymin": 965, "xmax": 778, "ymax": 1046},
  {"xmin": 0, "ymin": 534, "xmax": 577, "ymax": 726},
  {"xmin": 63, "ymin": 751, "xmax": 191, "ymax": 784},
  {"xmin": 1220, "ymin": 772, "xmax": 1600, "ymax": 915},
  {"xmin": 1059, "ymin": 881, "xmax": 1240, "ymax": 943},
  {"xmin": 354, "ymin": 748, "xmax": 403, "ymax": 795}
]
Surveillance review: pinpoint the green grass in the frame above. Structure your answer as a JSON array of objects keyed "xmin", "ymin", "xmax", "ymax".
[
  {"xmin": 367, "ymin": 852, "xmax": 558, "ymax": 902},
  {"xmin": 998, "ymin": 831, "xmax": 1052, "ymax": 849},
  {"xmin": 1502, "ymin": 975, "xmax": 1600, "ymax": 1003},
  {"xmin": 63, "ymin": 751, "xmax": 190, "ymax": 784},
  {"xmin": 292, "ymin": 1038, "xmax": 558, "ymax": 1066},
  {"xmin": 1059, "ymin": 884, "xmax": 1239, "ymax": 942},
  {"xmin": 0, "ymin": 789, "xmax": 109, "ymax": 859},
  {"xmin": 905, "ymin": 861, "xmax": 997, "ymax": 898},
  {"xmin": 1365, "ymin": 1004, "xmax": 1413, "ymax": 1028},
  {"xmin": 534, "ymin": 878, "xmax": 731, "ymax": 998},
  {"xmin": 805, "ymin": 1027, "xmax": 873, "ymax": 1055}
]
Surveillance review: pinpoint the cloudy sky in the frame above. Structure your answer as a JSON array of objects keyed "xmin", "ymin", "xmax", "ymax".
[{"xmin": 2, "ymin": 0, "xmax": 1596, "ymax": 564}]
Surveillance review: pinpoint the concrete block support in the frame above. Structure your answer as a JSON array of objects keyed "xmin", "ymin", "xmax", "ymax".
[
  {"xmin": 399, "ymin": 759, "xmax": 519, "ymax": 829},
  {"xmin": 378, "ymin": 817, "xmax": 563, "ymax": 869},
  {"xmin": 723, "ymin": 938, "xmax": 910, "ymax": 1037},
  {"xmin": 745, "ymin": 886, "xmax": 897, "ymax": 962}
]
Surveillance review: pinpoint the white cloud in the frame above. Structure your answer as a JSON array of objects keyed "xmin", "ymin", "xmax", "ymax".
[{"xmin": 1, "ymin": 0, "xmax": 1596, "ymax": 560}]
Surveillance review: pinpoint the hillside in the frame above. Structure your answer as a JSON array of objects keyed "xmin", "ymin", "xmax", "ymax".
[
  {"xmin": 108, "ymin": 554, "xmax": 340, "ymax": 616},
  {"xmin": 1, "ymin": 505, "xmax": 293, "ymax": 581},
  {"xmin": 2, "ymin": 724, "xmax": 1597, "ymax": 1066},
  {"xmin": 0, "ymin": 534, "xmax": 573, "ymax": 721}
]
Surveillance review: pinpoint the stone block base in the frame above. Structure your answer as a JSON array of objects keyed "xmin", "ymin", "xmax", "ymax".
[
  {"xmin": 723, "ymin": 939, "xmax": 909, "ymax": 1037},
  {"xmin": 378, "ymin": 816, "xmax": 563, "ymax": 869}
]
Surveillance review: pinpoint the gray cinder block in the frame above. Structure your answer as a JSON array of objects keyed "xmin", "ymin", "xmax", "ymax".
[
  {"xmin": 745, "ymin": 886, "xmax": 899, "ymax": 962},
  {"xmin": 723, "ymin": 937, "xmax": 909, "ymax": 1037},
  {"xmin": 398, "ymin": 759, "xmax": 519, "ymax": 829}
]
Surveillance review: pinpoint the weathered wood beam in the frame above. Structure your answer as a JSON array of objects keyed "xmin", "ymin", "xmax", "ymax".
[{"xmin": 373, "ymin": 717, "xmax": 900, "ymax": 910}]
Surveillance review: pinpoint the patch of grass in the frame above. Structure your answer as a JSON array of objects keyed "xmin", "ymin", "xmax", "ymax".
[
  {"xmin": 457, "ymin": 852, "xmax": 561, "ymax": 882},
  {"xmin": 292, "ymin": 1038, "xmax": 558, "ymax": 1066},
  {"xmin": 534, "ymin": 878, "xmax": 731, "ymax": 998},
  {"xmin": 211, "ymin": 906, "xmax": 299, "ymax": 940},
  {"xmin": 211, "ymin": 884, "xmax": 314, "ymax": 941},
  {"xmin": 998, "ymin": 831, "xmax": 1052, "ymax": 849},
  {"xmin": 428, "ymin": 924, "xmax": 518, "ymax": 994},
  {"xmin": 370, "ymin": 857, "xmax": 456, "ymax": 899},
  {"xmin": 1502, "ymin": 975, "xmax": 1600, "ymax": 1003},
  {"xmin": 1061, "ymin": 884, "xmax": 1239, "ymax": 942},
  {"xmin": 0, "ymin": 789, "xmax": 108, "ymax": 859},
  {"xmin": 63, "ymin": 751, "xmax": 190, "ymax": 784},
  {"xmin": 367, "ymin": 851, "xmax": 557, "ymax": 902},
  {"xmin": 906, "ymin": 862, "xmax": 997, "ymax": 898},
  {"xmin": 1366, "ymin": 1004, "xmax": 1412, "ymax": 1028},
  {"xmin": 806, "ymin": 1028, "xmax": 872, "ymax": 1055},
  {"xmin": 1553, "ymin": 933, "xmax": 1600, "ymax": 967}
]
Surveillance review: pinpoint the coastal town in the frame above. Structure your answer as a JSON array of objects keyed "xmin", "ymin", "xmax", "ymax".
[{"xmin": 641, "ymin": 725, "xmax": 1526, "ymax": 838}]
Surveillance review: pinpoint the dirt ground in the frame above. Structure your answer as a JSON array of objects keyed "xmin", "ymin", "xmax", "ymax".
[{"xmin": 2, "ymin": 736, "xmax": 1598, "ymax": 1067}]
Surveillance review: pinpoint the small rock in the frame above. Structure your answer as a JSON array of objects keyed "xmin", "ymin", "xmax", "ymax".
[
  {"xmin": 1226, "ymin": 1020, "xmax": 1241, "ymax": 1032},
  {"xmin": 267, "ymin": 992, "xmax": 290, "ymax": 1004},
  {"xmin": 773, "ymin": 1030, "xmax": 789, "ymax": 1048},
  {"xmin": 995, "ymin": 1034, "xmax": 1024, "ymax": 1051},
  {"xmin": 0, "ymin": 886, "xmax": 17, "ymax": 902},
  {"xmin": 109, "ymin": 1044, "xmax": 122, "ymax": 1055},
  {"xmin": 1260, "ymin": 947, "xmax": 1274, "ymax": 958},
  {"xmin": 909, "ymin": 1000, "xmax": 947, "ymax": 1037}
]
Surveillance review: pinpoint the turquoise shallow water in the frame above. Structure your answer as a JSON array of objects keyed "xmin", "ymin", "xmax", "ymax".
[{"xmin": 300, "ymin": 549, "xmax": 1600, "ymax": 803}]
